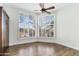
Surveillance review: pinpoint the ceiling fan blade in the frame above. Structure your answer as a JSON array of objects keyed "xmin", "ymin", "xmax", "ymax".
[
  {"xmin": 39, "ymin": 3, "xmax": 44, "ymax": 8},
  {"xmin": 44, "ymin": 10, "xmax": 51, "ymax": 14},
  {"xmin": 45, "ymin": 6, "xmax": 55, "ymax": 10}
]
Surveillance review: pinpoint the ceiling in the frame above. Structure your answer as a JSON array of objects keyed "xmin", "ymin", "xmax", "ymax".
[{"xmin": 3, "ymin": 3, "xmax": 69, "ymax": 13}]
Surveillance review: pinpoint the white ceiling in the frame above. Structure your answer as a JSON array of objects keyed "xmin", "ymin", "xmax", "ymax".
[{"xmin": 3, "ymin": 3, "xmax": 69, "ymax": 13}]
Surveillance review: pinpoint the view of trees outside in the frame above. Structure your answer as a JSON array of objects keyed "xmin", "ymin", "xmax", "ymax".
[
  {"xmin": 39, "ymin": 16, "xmax": 54, "ymax": 37},
  {"xmin": 19, "ymin": 15, "xmax": 54, "ymax": 38},
  {"xmin": 19, "ymin": 15, "xmax": 35, "ymax": 38}
]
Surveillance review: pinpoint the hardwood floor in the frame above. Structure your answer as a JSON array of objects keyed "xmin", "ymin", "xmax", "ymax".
[{"xmin": 4, "ymin": 42, "xmax": 79, "ymax": 56}]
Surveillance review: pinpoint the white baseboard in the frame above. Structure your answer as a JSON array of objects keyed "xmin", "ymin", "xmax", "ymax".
[
  {"xmin": 38, "ymin": 40, "xmax": 79, "ymax": 50},
  {"xmin": 9, "ymin": 40, "xmax": 36, "ymax": 46},
  {"xmin": 9, "ymin": 40, "xmax": 79, "ymax": 50},
  {"xmin": 54, "ymin": 41, "xmax": 79, "ymax": 50}
]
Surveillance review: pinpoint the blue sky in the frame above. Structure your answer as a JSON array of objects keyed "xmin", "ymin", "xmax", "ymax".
[
  {"xmin": 19, "ymin": 15, "xmax": 54, "ymax": 29},
  {"xmin": 19, "ymin": 15, "xmax": 33, "ymax": 28},
  {"xmin": 39, "ymin": 16, "xmax": 54, "ymax": 27}
]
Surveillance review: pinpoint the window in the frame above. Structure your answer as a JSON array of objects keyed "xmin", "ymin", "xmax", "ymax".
[
  {"xmin": 19, "ymin": 14, "xmax": 55, "ymax": 39},
  {"xmin": 38, "ymin": 15, "xmax": 54, "ymax": 37},
  {"xmin": 19, "ymin": 15, "xmax": 35, "ymax": 38}
]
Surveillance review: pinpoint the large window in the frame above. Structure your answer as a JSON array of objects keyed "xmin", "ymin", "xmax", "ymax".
[
  {"xmin": 19, "ymin": 15, "xmax": 35, "ymax": 38},
  {"xmin": 19, "ymin": 14, "xmax": 55, "ymax": 39},
  {"xmin": 38, "ymin": 15, "xmax": 54, "ymax": 37}
]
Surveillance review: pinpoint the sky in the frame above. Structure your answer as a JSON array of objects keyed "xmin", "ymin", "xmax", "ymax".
[{"xmin": 19, "ymin": 15, "xmax": 54, "ymax": 29}]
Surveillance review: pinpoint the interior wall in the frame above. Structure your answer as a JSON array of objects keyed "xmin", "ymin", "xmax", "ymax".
[
  {"xmin": 3, "ymin": 4, "xmax": 56, "ymax": 46},
  {"xmin": 3, "ymin": 5, "xmax": 37, "ymax": 46},
  {"xmin": 56, "ymin": 4, "xmax": 79, "ymax": 50},
  {"xmin": 3, "ymin": 4, "xmax": 79, "ymax": 50}
]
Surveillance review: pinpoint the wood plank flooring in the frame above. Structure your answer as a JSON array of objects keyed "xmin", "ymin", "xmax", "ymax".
[{"xmin": 4, "ymin": 42, "xmax": 79, "ymax": 56}]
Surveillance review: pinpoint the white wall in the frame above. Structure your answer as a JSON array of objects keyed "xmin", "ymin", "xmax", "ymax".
[
  {"xmin": 56, "ymin": 4, "xmax": 79, "ymax": 50},
  {"xmin": 3, "ymin": 4, "xmax": 79, "ymax": 50},
  {"xmin": 3, "ymin": 5, "xmax": 37, "ymax": 46},
  {"xmin": 3, "ymin": 5, "xmax": 56, "ymax": 46}
]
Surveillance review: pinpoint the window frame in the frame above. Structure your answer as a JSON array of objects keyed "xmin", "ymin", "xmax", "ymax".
[
  {"xmin": 18, "ymin": 13, "xmax": 56, "ymax": 39},
  {"xmin": 37, "ymin": 14, "xmax": 56, "ymax": 39}
]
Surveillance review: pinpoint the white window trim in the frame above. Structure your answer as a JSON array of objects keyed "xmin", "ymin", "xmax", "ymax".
[{"xmin": 18, "ymin": 13, "xmax": 56, "ymax": 40}]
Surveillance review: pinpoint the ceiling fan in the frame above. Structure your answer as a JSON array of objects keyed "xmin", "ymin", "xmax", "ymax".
[{"xmin": 34, "ymin": 3, "xmax": 55, "ymax": 14}]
